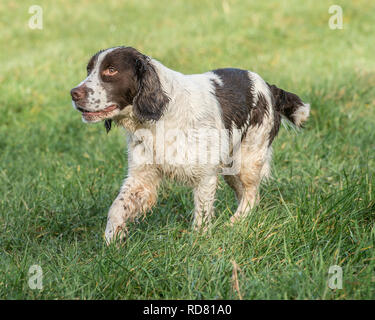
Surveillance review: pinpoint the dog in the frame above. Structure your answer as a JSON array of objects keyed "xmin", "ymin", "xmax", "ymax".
[{"xmin": 70, "ymin": 46, "xmax": 310, "ymax": 244}]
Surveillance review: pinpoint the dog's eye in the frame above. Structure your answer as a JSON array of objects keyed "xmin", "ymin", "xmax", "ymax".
[{"xmin": 103, "ymin": 67, "xmax": 118, "ymax": 76}]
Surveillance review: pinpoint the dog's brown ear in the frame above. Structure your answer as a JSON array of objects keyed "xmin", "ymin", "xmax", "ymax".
[
  {"xmin": 133, "ymin": 56, "xmax": 170, "ymax": 121},
  {"xmin": 104, "ymin": 119, "xmax": 112, "ymax": 133}
]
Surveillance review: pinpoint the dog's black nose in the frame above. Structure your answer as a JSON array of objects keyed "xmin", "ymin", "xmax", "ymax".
[{"xmin": 70, "ymin": 86, "xmax": 86, "ymax": 101}]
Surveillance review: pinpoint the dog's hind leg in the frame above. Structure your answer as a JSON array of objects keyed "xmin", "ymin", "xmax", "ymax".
[{"xmin": 225, "ymin": 131, "xmax": 272, "ymax": 224}]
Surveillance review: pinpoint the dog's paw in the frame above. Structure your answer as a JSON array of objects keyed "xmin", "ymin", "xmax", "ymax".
[
  {"xmin": 104, "ymin": 219, "xmax": 127, "ymax": 245},
  {"xmin": 192, "ymin": 221, "xmax": 211, "ymax": 233},
  {"xmin": 229, "ymin": 215, "xmax": 243, "ymax": 226}
]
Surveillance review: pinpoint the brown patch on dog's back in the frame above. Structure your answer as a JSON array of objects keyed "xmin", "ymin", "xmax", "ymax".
[
  {"xmin": 211, "ymin": 68, "xmax": 255, "ymax": 133},
  {"xmin": 250, "ymin": 92, "xmax": 269, "ymax": 128}
]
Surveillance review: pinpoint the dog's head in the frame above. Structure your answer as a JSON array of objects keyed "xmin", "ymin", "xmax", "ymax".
[{"xmin": 70, "ymin": 46, "xmax": 170, "ymax": 129}]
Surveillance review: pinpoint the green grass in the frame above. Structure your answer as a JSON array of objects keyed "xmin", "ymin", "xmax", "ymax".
[{"xmin": 1, "ymin": 0, "xmax": 375, "ymax": 299}]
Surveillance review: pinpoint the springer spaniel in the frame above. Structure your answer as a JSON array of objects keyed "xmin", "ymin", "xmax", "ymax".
[{"xmin": 70, "ymin": 46, "xmax": 310, "ymax": 244}]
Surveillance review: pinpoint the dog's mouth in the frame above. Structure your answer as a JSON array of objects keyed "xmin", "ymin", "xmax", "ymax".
[{"xmin": 77, "ymin": 104, "xmax": 120, "ymax": 122}]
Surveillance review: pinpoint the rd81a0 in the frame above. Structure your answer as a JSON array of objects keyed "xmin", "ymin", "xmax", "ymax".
[{"xmin": 187, "ymin": 305, "xmax": 231, "ymax": 315}]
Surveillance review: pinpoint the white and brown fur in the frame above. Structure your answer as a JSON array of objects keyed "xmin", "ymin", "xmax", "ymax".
[{"xmin": 70, "ymin": 46, "xmax": 310, "ymax": 244}]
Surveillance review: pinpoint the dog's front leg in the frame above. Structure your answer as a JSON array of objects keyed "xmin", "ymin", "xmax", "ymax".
[
  {"xmin": 193, "ymin": 175, "xmax": 218, "ymax": 231},
  {"xmin": 105, "ymin": 171, "xmax": 160, "ymax": 244}
]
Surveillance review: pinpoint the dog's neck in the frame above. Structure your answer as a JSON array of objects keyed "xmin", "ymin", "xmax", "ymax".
[
  {"xmin": 151, "ymin": 59, "xmax": 183, "ymax": 101},
  {"xmin": 113, "ymin": 105, "xmax": 142, "ymax": 133}
]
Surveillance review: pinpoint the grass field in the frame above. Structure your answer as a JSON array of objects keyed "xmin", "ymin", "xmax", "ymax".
[{"xmin": 1, "ymin": 0, "xmax": 375, "ymax": 299}]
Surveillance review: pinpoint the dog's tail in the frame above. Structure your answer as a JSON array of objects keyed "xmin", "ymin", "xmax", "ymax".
[{"xmin": 267, "ymin": 83, "xmax": 310, "ymax": 127}]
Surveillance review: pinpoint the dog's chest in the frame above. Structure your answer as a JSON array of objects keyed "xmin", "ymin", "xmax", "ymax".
[{"xmin": 127, "ymin": 129, "xmax": 217, "ymax": 186}]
